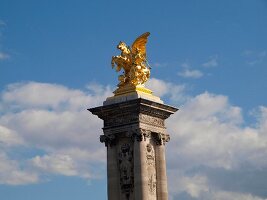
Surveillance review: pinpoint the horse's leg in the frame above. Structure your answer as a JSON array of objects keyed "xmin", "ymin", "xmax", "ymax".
[
  {"xmin": 116, "ymin": 65, "xmax": 122, "ymax": 72},
  {"xmin": 111, "ymin": 56, "xmax": 116, "ymax": 68}
]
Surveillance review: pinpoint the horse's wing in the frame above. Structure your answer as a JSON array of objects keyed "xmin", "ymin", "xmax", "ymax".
[{"xmin": 131, "ymin": 32, "xmax": 150, "ymax": 58}]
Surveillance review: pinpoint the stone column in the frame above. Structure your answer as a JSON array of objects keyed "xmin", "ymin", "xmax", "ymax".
[
  {"xmin": 107, "ymin": 145, "xmax": 120, "ymax": 200},
  {"xmin": 133, "ymin": 130, "xmax": 149, "ymax": 200},
  {"xmin": 89, "ymin": 98, "xmax": 178, "ymax": 200},
  {"xmin": 155, "ymin": 143, "xmax": 168, "ymax": 200}
]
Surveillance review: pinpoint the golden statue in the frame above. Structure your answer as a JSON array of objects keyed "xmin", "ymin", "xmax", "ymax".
[{"xmin": 111, "ymin": 32, "xmax": 152, "ymax": 95}]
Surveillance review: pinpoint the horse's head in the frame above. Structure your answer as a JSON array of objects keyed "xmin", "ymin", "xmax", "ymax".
[{"xmin": 117, "ymin": 41, "xmax": 127, "ymax": 51}]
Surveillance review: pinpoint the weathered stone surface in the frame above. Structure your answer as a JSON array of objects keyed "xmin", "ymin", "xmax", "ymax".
[{"xmin": 89, "ymin": 98, "xmax": 178, "ymax": 200}]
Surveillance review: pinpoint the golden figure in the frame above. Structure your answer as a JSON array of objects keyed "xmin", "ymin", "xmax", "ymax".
[{"xmin": 111, "ymin": 32, "xmax": 151, "ymax": 95}]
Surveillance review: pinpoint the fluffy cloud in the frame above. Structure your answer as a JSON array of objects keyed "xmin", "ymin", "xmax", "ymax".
[
  {"xmin": 207, "ymin": 191, "xmax": 265, "ymax": 200},
  {"xmin": 166, "ymin": 91, "xmax": 267, "ymax": 199},
  {"xmin": 178, "ymin": 69, "xmax": 203, "ymax": 78},
  {"xmin": 0, "ymin": 125, "xmax": 24, "ymax": 146},
  {"xmin": 243, "ymin": 50, "xmax": 267, "ymax": 66},
  {"xmin": 0, "ymin": 52, "xmax": 9, "ymax": 60},
  {"xmin": 177, "ymin": 62, "xmax": 203, "ymax": 79},
  {"xmin": 202, "ymin": 55, "xmax": 218, "ymax": 67},
  {"xmin": 0, "ymin": 153, "xmax": 38, "ymax": 185},
  {"xmin": 0, "ymin": 79, "xmax": 267, "ymax": 200},
  {"xmin": 147, "ymin": 78, "xmax": 187, "ymax": 103},
  {"xmin": 0, "ymin": 81, "xmax": 112, "ymax": 185},
  {"xmin": 169, "ymin": 174, "xmax": 209, "ymax": 199},
  {"xmin": 1, "ymin": 82, "xmax": 111, "ymax": 111},
  {"xmin": 31, "ymin": 154, "xmax": 78, "ymax": 176},
  {"xmin": 30, "ymin": 150, "xmax": 104, "ymax": 179}
]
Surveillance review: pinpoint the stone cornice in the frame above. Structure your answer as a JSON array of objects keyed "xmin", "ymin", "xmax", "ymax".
[{"xmin": 88, "ymin": 98, "xmax": 178, "ymax": 129}]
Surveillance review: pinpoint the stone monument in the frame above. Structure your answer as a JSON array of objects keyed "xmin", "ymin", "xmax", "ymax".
[{"xmin": 89, "ymin": 32, "xmax": 178, "ymax": 200}]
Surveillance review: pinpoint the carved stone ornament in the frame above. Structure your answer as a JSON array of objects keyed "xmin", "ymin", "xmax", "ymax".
[
  {"xmin": 100, "ymin": 134, "xmax": 116, "ymax": 147},
  {"xmin": 146, "ymin": 144, "xmax": 155, "ymax": 166},
  {"xmin": 148, "ymin": 173, "xmax": 157, "ymax": 194},
  {"xmin": 139, "ymin": 114, "xmax": 164, "ymax": 128},
  {"xmin": 154, "ymin": 133, "xmax": 170, "ymax": 145},
  {"xmin": 146, "ymin": 143, "xmax": 157, "ymax": 197},
  {"xmin": 131, "ymin": 129, "xmax": 151, "ymax": 142},
  {"xmin": 118, "ymin": 143, "xmax": 134, "ymax": 196}
]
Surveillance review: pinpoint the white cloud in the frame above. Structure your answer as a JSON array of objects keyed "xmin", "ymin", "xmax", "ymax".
[
  {"xmin": 169, "ymin": 174, "xmax": 209, "ymax": 198},
  {"xmin": 147, "ymin": 78, "xmax": 187, "ymax": 103},
  {"xmin": 202, "ymin": 55, "xmax": 218, "ymax": 67},
  {"xmin": 205, "ymin": 191, "xmax": 265, "ymax": 200},
  {"xmin": 167, "ymin": 92, "xmax": 267, "ymax": 169},
  {"xmin": 0, "ymin": 125, "xmax": 24, "ymax": 146},
  {"xmin": 166, "ymin": 91, "xmax": 267, "ymax": 199},
  {"xmin": 178, "ymin": 62, "xmax": 203, "ymax": 78},
  {"xmin": 1, "ymin": 82, "xmax": 112, "ymax": 111},
  {"xmin": 1, "ymin": 79, "xmax": 267, "ymax": 200},
  {"xmin": 0, "ymin": 153, "xmax": 38, "ymax": 185},
  {"xmin": 258, "ymin": 106, "xmax": 267, "ymax": 133},
  {"xmin": 0, "ymin": 52, "xmax": 9, "ymax": 60},
  {"xmin": 0, "ymin": 82, "xmax": 112, "ymax": 154},
  {"xmin": 31, "ymin": 154, "xmax": 78, "ymax": 176},
  {"xmin": 31, "ymin": 150, "xmax": 104, "ymax": 179},
  {"xmin": 0, "ymin": 81, "xmax": 112, "ymax": 184},
  {"xmin": 243, "ymin": 50, "xmax": 267, "ymax": 66},
  {"xmin": 178, "ymin": 69, "xmax": 203, "ymax": 78},
  {"xmin": 181, "ymin": 62, "xmax": 190, "ymax": 68}
]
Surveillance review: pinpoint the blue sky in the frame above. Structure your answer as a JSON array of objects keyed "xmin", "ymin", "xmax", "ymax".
[{"xmin": 0, "ymin": 0, "xmax": 267, "ymax": 200}]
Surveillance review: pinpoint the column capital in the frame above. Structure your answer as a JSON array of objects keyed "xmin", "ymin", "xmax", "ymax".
[
  {"xmin": 131, "ymin": 128, "xmax": 151, "ymax": 142},
  {"xmin": 154, "ymin": 133, "xmax": 170, "ymax": 145},
  {"xmin": 100, "ymin": 134, "xmax": 116, "ymax": 147}
]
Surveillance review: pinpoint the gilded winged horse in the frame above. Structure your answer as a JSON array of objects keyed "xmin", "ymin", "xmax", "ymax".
[{"xmin": 111, "ymin": 32, "xmax": 151, "ymax": 87}]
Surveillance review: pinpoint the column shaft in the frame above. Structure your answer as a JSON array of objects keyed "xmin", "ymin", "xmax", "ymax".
[
  {"xmin": 107, "ymin": 145, "xmax": 120, "ymax": 200},
  {"xmin": 156, "ymin": 145, "xmax": 168, "ymax": 200},
  {"xmin": 134, "ymin": 139, "xmax": 149, "ymax": 200}
]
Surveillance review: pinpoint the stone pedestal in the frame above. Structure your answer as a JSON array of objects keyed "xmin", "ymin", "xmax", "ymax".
[{"xmin": 89, "ymin": 96, "xmax": 177, "ymax": 200}]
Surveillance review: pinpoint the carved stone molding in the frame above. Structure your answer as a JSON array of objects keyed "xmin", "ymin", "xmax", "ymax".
[
  {"xmin": 101, "ymin": 129, "xmax": 171, "ymax": 147},
  {"xmin": 118, "ymin": 143, "xmax": 134, "ymax": 197},
  {"xmin": 139, "ymin": 114, "xmax": 164, "ymax": 128},
  {"xmin": 89, "ymin": 98, "xmax": 177, "ymax": 119},
  {"xmin": 140, "ymin": 105, "xmax": 172, "ymax": 119},
  {"xmin": 104, "ymin": 114, "xmax": 139, "ymax": 127}
]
